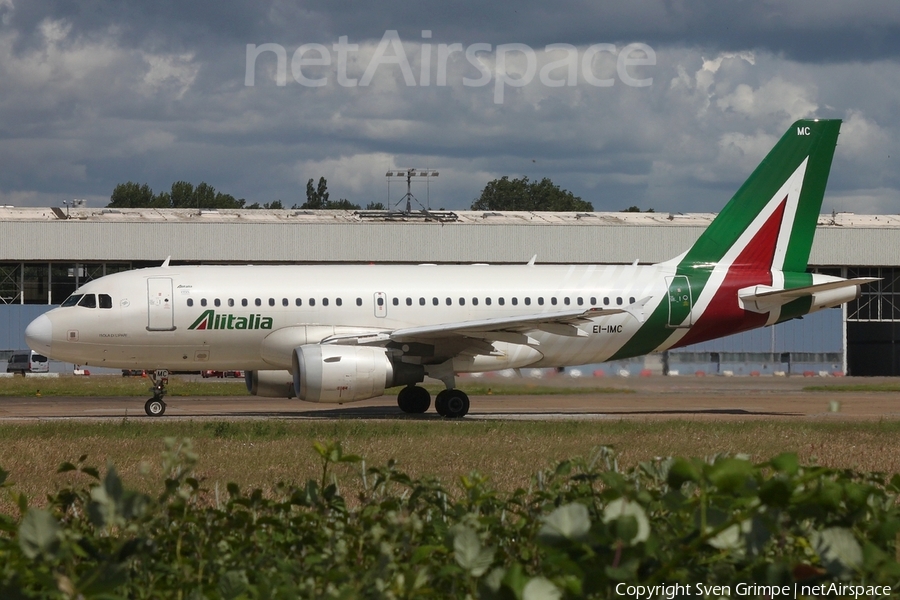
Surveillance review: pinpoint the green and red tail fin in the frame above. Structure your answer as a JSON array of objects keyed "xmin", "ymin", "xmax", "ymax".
[
  {"xmin": 672, "ymin": 119, "xmax": 841, "ymax": 274},
  {"xmin": 613, "ymin": 120, "xmax": 842, "ymax": 360}
]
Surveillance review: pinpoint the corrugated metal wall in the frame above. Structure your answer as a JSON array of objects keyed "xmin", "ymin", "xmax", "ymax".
[{"xmin": 1, "ymin": 219, "xmax": 895, "ymax": 265}]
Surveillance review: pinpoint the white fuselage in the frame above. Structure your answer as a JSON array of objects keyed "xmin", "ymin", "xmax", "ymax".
[{"xmin": 29, "ymin": 263, "xmax": 676, "ymax": 371}]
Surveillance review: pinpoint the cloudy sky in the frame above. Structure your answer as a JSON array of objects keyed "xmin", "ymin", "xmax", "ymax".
[{"xmin": 2, "ymin": 1, "xmax": 899, "ymax": 214}]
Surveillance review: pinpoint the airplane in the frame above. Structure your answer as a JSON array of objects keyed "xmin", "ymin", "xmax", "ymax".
[{"xmin": 25, "ymin": 119, "xmax": 875, "ymax": 418}]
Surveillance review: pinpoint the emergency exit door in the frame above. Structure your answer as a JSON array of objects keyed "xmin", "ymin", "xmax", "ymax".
[{"xmin": 666, "ymin": 276, "xmax": 693, "ymax": 328}]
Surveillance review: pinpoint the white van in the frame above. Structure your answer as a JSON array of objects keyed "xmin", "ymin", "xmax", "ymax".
[{"xmin": 6, "ymin": 350, "xmax": 50, "ymax": 374}]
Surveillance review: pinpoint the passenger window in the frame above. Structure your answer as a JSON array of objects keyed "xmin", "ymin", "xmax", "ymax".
[
  {"xmin": 446, "ymin": 298, "xmax": 452, "ymax": 306},
  {"xmin": 459, "ymin": 298, "xmax": 465, "ymax": 306},
  {"xmin": 282, "ymin": 298, "xmax": 289, "ymax": 307},
  {"xmin": 591, "ymin": 297, "xmax": 597, "ymax": 305},
  {"xmin": 295, "ymin": 298, "xmax": 302, "ymax": 306},
  {"xmin": 498, "ymin": 297, "xmax": 505, "ymax": 306},
  {"xmin": 62, "ymin": 294, "xmax": 82, "ymax": 307},
  {"xmin": 419, "ymin": 298, "xmax": 425, "ymax": 306},
  {"xmin": 472, "ymin": 297, "xmax": 478, "ymax": 306},
  {"xmin": 551, "ymin": 297, "xmax": 557, "ymax": 305},
  {"xmin": 616, "ymin": 297, "xmax": 623, "ymax": 305},
  {"xmin": 201, "ymin": 298, "xmax": 208, "ymax": 307},
  {"xmin": 99, "ymin": 294, "xmax": 113, "ymax": 309},
  {"xmin": 577, "ymin": 297, "xmax": 583, "ymax": 306},
  {"xmin": 406, "ymin": 297, "xmax": 412, "ymax": 306},
  {"xmin": 336, "ymin": 298, "xmax": 342, "ymax": 306},
  {"xmin": 538, "ymin": 297, "xmax": 544, "ymax": 305},
  {"xmin": 214, "ymin": 299, "xmax": 221, "ymax": 307},
  {"xmin": 603, "ymin": 297, "xmax": 610, "ymax": 306},
  {"xmin": 187, "ymin": 298, "xmax": 194, "ymax": 307},
  {"xmin": 564, "ymin": 297, "xmax": 571, "ymax": 306},
  {"xmin": 78, "ymin": 294, "xmax": 97, "ymax": 308},
  {"xmin": 268, "ymin": 298, "xmax": 275, "ymax": 307},
  {"xmin": 433, "ymin": 297, "xmax": 439, "ymax": 306},
  {"xmin": 485, "ymin": 297, "xmax": 492, "ymax": 306},
  {"xmin": 242, "ymin": 299, "xmax": 248, "ymax": 307},
  {"xmin": 309, "ymin": 298, "xmax": 316, "ymax": 307},
  {"xmin": 356, "ymin": 298, "xmax": 363, "ymax": 306},
  {"xmin": 629, "ymin": 297, "xmax": 635, "ymax": 304},
  {"xmin": 228, "ymin": 298, "xmax": 234, "ymax": 307},
  {"xmin": 255, "ymin": 298, "xmax": 261, "ymax": 307},
  {"xmin": 323, "ymin": 298, "xmax": 329, "ymax": 306},
  {"xmin": 377, "ymin": 297, "xmax": 384, "ymax": 306},
  {"xmin": 392, "ymin": 298, "xmax": 399, "ymax": 306},
  {"xmin": 524, "ymin": 297, "xmax": 531, "ymax": 306},
  {"xmin": 511, "ymin": 297, "xmax": 518, "ymax": 306}
]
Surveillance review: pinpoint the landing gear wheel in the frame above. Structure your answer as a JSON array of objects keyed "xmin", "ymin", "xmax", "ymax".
[
  {"xmin": 435, "ymin": 389, "xmax": 469, "ymax": 418},
  {"xmin": 144, "ymin": 398, "xmax": 166, "ymax": 416},
  {"xmin": 145, "ymin": 369, "xmax": 169, "ymax": 417},
  {"xmin": 397, "ymin": 385, "xmax": 431, "ymax": 414}
]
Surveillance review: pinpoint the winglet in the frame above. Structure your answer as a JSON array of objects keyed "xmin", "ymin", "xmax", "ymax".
[
  {"xmin": 527, "ymin": 255, "xmax": 537, "ymax": 267},
  {"xmin": 161, "ymin": 256, "xmax": 171, "ymax": 268}
]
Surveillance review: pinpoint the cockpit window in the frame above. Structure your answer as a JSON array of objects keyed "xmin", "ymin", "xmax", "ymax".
[
  {"xmin": 77, "ymin": 294, "xmax": 97, "ymax": 308},
  {"xmin": 99, "ymin": 294, "xmax": 113, "ymax": 309},
  {"xmin": 61, "ymin": 294, "xmax": 83, "ymax": 307}
]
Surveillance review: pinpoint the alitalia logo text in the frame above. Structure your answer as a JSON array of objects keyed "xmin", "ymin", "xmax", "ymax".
[{"xmin": 188, "ymin": 310, "xmax": 273, "ymax": 330}]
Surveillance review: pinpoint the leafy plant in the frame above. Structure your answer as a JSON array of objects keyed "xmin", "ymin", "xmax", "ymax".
[{"xmin": 0, "ymin": 443, "xmax": 897, "ymax": 598}]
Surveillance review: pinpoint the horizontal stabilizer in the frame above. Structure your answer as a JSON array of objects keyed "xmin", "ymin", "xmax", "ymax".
[{"xmin": 739, "ymin": 278, "xmax": 878, "ymax": 313}]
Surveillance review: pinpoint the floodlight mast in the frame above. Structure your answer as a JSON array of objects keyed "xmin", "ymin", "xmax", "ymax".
[{"xmin": 385, "ymin": 169, "xmax": 439, "ymax": 214}]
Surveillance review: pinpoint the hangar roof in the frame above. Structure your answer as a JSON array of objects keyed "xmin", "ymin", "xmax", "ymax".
[
  {"xmin": 2, "ymin": 206, "xmax": 899, "ymax": 228},
  {"xmin": 1, "ymin": 206, "xmax": 897, "ymax": 266}
]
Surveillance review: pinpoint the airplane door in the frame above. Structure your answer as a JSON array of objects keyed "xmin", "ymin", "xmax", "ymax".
[
  {"xmin": 374, "ymin": 292, "xmax": 387, "ymax": 318},
  {"xmin": 666, "ymin": 276, "xmax": 693, "ymax": 328},
  {"xmin": 147, "ymin": 277, "xmax": 176, "ymax": 331}
]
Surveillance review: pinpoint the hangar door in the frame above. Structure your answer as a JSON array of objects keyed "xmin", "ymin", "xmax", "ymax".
[{"xmin": 846, "ymin": 267, "xmax": 900, "ymax": 376}]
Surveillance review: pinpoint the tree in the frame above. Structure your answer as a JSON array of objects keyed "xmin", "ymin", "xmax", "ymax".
[
  {"xmin": 108, "ymin": 182, "xmax": 165, "ymax": 208},
  {"xmin": 302, "ymin": 177, "xmax": 330, "ymax": 209},
  {"xmin": 622, "ymin": 206, "xmax": 655, "ymax": 213},
  {"xmin": 471, "ymin": 176, "xmax": 593, "ymax": 211},
  {"xmin": 106, "ymin": 181, "xmax": 245, "ymax": 209},
  {"xmin": 299, "ymin": 177, "xmax": 361, "ymax": 209},
  {"xmin": 365, "ymin": 202, "xmax": 386, "ymax": 210}
]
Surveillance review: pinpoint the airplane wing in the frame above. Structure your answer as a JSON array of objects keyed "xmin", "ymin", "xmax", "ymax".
[
  {"xmin": 738, "ymin": 278, "xmax": 878, "ymax": 313},
  {"xmin": 320, "ymin": 297, "xmax": 653, "ymax": 360}
]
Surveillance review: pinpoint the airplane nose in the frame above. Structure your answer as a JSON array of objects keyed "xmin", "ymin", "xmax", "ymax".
[{"xmin": 25, "ymin": 314, "xmax": 53, "ymax": 354}]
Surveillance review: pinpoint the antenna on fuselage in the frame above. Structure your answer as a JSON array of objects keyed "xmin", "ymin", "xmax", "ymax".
[{"xmin": 161, "ymin": 256, "xmax": 171, "ymax": 268}]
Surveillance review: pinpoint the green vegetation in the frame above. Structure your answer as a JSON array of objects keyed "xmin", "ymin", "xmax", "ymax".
[
  {"xmin": 3, "ymin": 420, "xmax": 900, "ymax": 515},
  {"xmin": 0, "ymin": 375, "xmax": 629, "ymax": 398},
  {"xmin": 0, "ymin": 376, "xmax": 247, "ymax": 397},
  {"xmin": 804, "ymin": 383, "xmax": 900, "ymax": 393},
  {"xmin": 1, "ymin": 440, "xmax": 897, "ymax": 598},
  {"xmin": 471, "ymin": 176, "xmax": 593, "ymax": 211}
]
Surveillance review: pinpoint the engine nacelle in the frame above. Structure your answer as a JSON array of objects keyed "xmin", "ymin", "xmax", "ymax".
[
  {"xmin": 292, "ymin": 345, "xmax": 423, "ymax": 403},
  {"xmin": 245, "ymin": 370, "xmax": 295, "ymax": 398}
]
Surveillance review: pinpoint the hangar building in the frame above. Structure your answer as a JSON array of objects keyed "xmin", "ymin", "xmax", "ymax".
[{"xmin": 1, "ymin": 206, "xmax": 897, "ymax": 375}]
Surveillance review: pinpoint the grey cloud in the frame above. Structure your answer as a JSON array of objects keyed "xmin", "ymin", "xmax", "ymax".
[{"xmin": 0, "ymin": 1, "xmax": 899, "ymax": 215}]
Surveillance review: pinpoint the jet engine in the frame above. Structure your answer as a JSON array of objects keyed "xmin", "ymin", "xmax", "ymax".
[
  {"xmin": 292, "ymin": 345, "xmax": 423, "ymax": 403},
  {"xmin": 245, "ymin": 370, "xmax": 295, "ymax": 398}
]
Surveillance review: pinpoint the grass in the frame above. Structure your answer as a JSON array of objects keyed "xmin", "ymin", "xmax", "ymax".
[
  {"xmin": 0, "ymin": 375, "xmax": 246, "ymax": 397},
  {"xmin": 2, "ymin": 419, "xmax": 900, "ymax": 513},
  {"xmin": 804, "ymin": 383, "xmax": 900, "ymax": 392},
  {"xmin": 0, "ymin": 375, "xmax": 631, "ymax": 398}
]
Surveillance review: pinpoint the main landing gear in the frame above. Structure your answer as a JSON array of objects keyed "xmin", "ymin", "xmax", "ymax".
[
  {"xmin": 396, "ymin": 385, "xmax": 470, "ymax": 418},
  {"xmin": 144, "ymin": 370, "xmax": 168, "ymax": 417}
]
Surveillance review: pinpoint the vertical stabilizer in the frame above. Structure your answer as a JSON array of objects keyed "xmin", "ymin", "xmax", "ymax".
[{"xmin": 676, "ymin": 119, "xmax": 841, "ymax": 274}]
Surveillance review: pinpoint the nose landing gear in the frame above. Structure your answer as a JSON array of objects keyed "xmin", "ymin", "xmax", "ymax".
[{"xmin": 144, "ymin": 370, "xmax": 168, "ymax": 416}]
